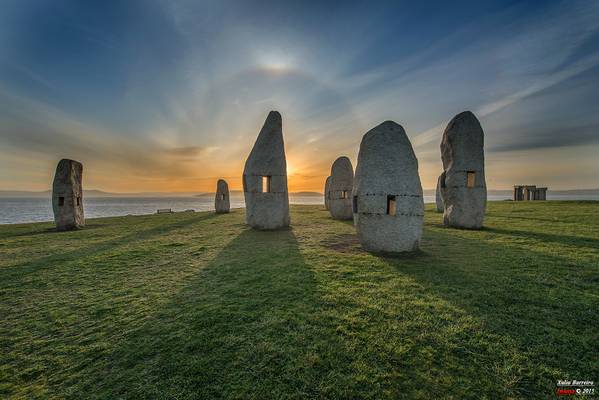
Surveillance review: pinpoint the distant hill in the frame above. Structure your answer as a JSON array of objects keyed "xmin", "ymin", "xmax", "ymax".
[
  {"xmin": 196, "ymin": 191, "xmax": 323, "ymax": 197},
  {"xmin": 291, "ymin": 192, "xmax": 323, "ymax": 197},
  {"xmin": 195, "ymin": 190, "xmax": 243, "ymax": 198}
]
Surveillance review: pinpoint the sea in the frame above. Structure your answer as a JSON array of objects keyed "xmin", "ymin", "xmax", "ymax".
[{"xmin": 1, "ymin": 193, "xmax": 597, "ymax": 225}]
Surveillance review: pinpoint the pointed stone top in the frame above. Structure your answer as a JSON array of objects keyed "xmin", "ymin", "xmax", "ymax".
[
  {"xmin": 266, "ymin": 110, "xmax": 282, "ymax": 123},
  {"xmin": 57, "ymin": 158, "xmax": 82, "ymax": 168},
  {"xmin": 243, "ymin": 110, "xmax": 286, "ymax": 176}
]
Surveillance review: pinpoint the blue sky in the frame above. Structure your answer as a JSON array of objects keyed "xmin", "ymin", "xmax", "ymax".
[{"xmin": 1, "ymin": 0, "xmax": 598, "ymax": 192}]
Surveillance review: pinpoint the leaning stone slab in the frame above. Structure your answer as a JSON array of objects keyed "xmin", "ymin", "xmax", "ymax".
[
  {"xmin": 352, "ymin": 121, "xmax": 424, "ymax": 252},
  {"xmin": 440, "ymin": 111, "xmax": 486, "ymax": 229},
  {"xmin": 435, "ymin": 173, "xmax": 444, "ymax": 213},
  {"xmin": 329, "ymin": 156, "xmax": 353, "ymax": 220},
  {"xmin": 324, "ymin": 176, "xmax": 331, "ymax": 210},
  {"xmin": 242, "ymin": 111, "xmax": 290, "ymax": 229},
  {"xmin": 215, "ymin": 179, "xmax": 230, "ymax": 213},
  {"xmin": 52, "ymin": 158, "xmax": 84, "ymax": 231}
]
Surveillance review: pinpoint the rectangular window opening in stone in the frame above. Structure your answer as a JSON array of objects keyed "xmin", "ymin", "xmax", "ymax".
[
  {"xmin": 387, "ymin": 195, "xmax": 396, "ymax": 216},
  {"xmin": 353, "ymin": 195, "xmax": 358, "ymax": 213},
  {"xmin": 221, "ymin": 194, "xmax": 226, "ymax": 200},
  {"xmin": 467, "ymin": 171, "xmax": 476, "ymax": 188},
  {"xmin": 261, "ymin": 176, "xmax": 271, "ymax": 193},
  {"xmin": 341, "ymin": 190, "xmax": 347, "ymax": 199},
  {"xmin": 76, "ymin": 197, "xmax": 80, "ymax": 206},
  {"xmin": 58, "ymin": 196, "xmax": 65, "ymax": 206}
]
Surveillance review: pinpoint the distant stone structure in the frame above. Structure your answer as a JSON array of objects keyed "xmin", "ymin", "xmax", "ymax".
[
  {"xmin": 435, "ymin": 174, "xmax": 444, "ymax": 213},
  {"xmin": 215, "ymin": 179, "xmax": 230, "ymax": 213},
  {"xmin": 324, "ymin": 176, "xmax": 331, "ymax": 210},
  {"xmin": 353, "ymin": 121, "xmax": 424, "ymax": 253},
  {"xmin": 52, "ymin": 159, "xmax": 84, "ymax": 231},
  {"xmin": 243, "ymin": 111, "xmax": 290, "ymax": 229},
  {"xmin": 513, "ymin": 185, "xmax": 547, "ymax": 201},
  {"xmin": 328, "ymin": 156, "xmax": 354, "ymax": 220},
  {"xmin": 440, "ymin": 111, "xmax": 487, "ymax": 229}
]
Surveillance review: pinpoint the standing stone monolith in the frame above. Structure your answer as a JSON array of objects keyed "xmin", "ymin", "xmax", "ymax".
[
  {"xmin": 243, "ymin": 111, "xmax": 290, "ymax": 229},
  {"xmin": 440, "ymin": 111, "xmax": 486, "ymax": 229},
  {"xmin": 324, "ymin": 176, "xmax": 331, "ymax": 210},
  {"xmin": 435, "ymin": 173, "xmax": 444, "ymax": 213},
  {"xmin": 52, "ymin": 158, "xmax": 84, "ymax": 231},
  {"xmin": 328, "ymin": 156, "xmax": 353, "ymax": 220},
  {"xmin": 215, "ymin": 179, "xmax": 230, "ymax": 213},
  {"xmin": 352, "ymin": 121, "xmax": 424, "ymax": 253}
]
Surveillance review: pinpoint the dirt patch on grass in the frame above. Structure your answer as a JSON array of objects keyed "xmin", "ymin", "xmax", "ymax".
[{"xmin": 321, "ymin": 233, "xmax": 364, "ymax": 254}]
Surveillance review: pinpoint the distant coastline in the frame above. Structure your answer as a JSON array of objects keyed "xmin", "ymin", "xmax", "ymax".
[{"xmin": 2, "ymin": 189, "xmax": 599, "ymax": 198}]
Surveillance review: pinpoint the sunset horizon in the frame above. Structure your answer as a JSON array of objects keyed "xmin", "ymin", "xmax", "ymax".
[{"xmin": 2, "ymin": 1, "xmax": 599, "ymax": 193}]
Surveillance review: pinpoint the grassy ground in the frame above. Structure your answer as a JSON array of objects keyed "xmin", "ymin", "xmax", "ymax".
[{"xmin": 0, "ymin": 201, "xmax": 597, "ymax": 399}]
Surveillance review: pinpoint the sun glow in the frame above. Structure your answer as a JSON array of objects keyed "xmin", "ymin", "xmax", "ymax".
[
  {"xmin": 286, "ymin": 161, "xmax": 296, "ymax": 176},
  {"xmin": 256, "ymin": 49, "xmax": 295, "ymax": 73}
]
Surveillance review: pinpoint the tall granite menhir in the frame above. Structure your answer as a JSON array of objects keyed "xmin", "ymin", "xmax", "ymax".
[
  {"xmin": 243, "ymin": 111, "xmax": 290, "ymax": 229},
  {"xmin": 328, "ymin": 156, "xmax": 353, "ymax": 220},
  {"xmin": 353, "ymin": 121, "xmax": 424, "ymax": 253},
  {"xmin": 52, "ymin": 158, "xmax": 84, "ymax": 231},
  {"xmin": 440, "ymin": 111, "xmax": 487, "ymax": 229},
  {"xmin": 215, "ymin": 179, "xmax": 230, "ymax": 213}
]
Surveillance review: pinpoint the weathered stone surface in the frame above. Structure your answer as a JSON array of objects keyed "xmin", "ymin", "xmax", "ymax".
[
  {"xmin": 215, "ymin": 179, "xmax": 230, "ymax": 213},
  {"xmin": 324, "ymin": 176, "xmax": 331, "ymax": 210},
  {"xmin": 52, "ymin": 159, "xmax": 84, "ymax": 231},
  {"xmin": 435, "ymin": 173, "xmax": 444, "ymax": 213},
  {"xmin": 328, "ymin": 156, "xmax": 353, "ymax": 220},
  {"xmin": 440, "ymin": 111, "xmax": 486, "ymax": 229},
  {"xmin": 243, "ymin": 111, "xmax": 290, "ymax": 229},
  {"xmin": 352, "ymin": 121, "xmax": 423, "ymax": 252}
]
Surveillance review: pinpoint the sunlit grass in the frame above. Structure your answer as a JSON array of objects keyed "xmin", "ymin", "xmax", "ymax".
[{"xmin": 1, "ymin": 202, "xmax": 597, "ymax": 399}]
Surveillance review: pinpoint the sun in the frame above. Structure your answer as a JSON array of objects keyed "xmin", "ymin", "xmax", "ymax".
[{"xmin": 286, "ymin": 161, "xmax": 296, "ymax": 176}]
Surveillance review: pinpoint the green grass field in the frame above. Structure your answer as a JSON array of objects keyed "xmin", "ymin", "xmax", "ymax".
[{"xmin": 1, "ymin": 201, "xmax": 597, "ymax": 399}]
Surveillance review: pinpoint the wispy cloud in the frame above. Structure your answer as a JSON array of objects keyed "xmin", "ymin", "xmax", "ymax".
[{"xmin": 1, "ymin": 0, "xmax": 599, "ymax": 191}]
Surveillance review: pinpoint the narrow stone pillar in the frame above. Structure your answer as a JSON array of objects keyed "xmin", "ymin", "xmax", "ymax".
[
  {"xmin": 215, "ymin": 179, "xmax": 230, "ymax": 213},
  {"xmin": 328, "ymin": 156, "xmax": 354, "ymax": 220},
  {"xmin": 440, "ymin": 111, "xmax": 486, "ymax": 229},
  {"xmin": 52, "ymin": 159, "xmax": 84, "ymax": 231}
]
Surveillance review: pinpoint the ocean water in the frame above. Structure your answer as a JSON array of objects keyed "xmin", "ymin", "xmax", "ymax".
[
  {"xmin": 1, "ymin": 194, "xmax": 597, "ymax": 225},
  {"xmin": 0, "ymin": 195, "xmax": 321, "ymax": 225}
]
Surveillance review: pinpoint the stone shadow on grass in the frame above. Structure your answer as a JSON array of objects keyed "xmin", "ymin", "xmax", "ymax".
[
  {"xmin": 77, "ymin": 229, "xmax": 350, "ymax": 399},
  {"xmin": 0, "ymin": 213, "xmax": 218, "ymax": 280},
  {"xmin": 381, "ymin": 227, "xmax": 597, "ymax": 396},
  {"xmin": 483, "ymin": 226, "xmax": 599, "ymax": 249},
  {"xmin": 0, "ymin": 224, "xmax": 106, "ymax": 240},
  {"xmin": 79, "ymin": 228, "xmax": 535, "ymax": 399}
]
